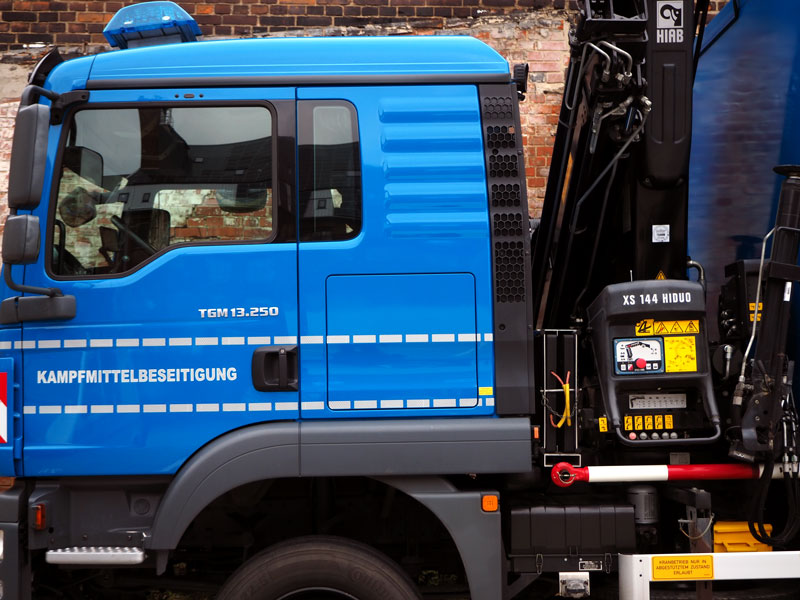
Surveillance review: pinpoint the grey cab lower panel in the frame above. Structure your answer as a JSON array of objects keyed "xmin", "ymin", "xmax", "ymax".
[
  {"xmin": 300, "ymin": 417, "xmax": 533, "ymax": 476},
  {"xmin": 148, "ymin": 417, "xmax": 532, "ymax": 552}
]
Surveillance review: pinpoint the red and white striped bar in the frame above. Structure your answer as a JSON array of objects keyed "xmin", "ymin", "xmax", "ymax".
[{"xmin": 550, "ymin": 461, "xmax": 792, "ymax": 488}]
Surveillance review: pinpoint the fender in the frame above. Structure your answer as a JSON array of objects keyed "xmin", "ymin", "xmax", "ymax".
[
  {"xmin": 147, "ymin": 422, "xmax": 300, "ymax": 553},
  {"xmin": 147, "ymin": 418, "xmax": 532, "ymax": 566}
]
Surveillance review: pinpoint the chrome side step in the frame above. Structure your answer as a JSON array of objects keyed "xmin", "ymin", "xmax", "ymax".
[{"xmin": 46, "ymin": 546, "xmax": 145, "ymax": 565}]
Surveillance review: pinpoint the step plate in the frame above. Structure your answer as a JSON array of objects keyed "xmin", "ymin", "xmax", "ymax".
[{"xmin": 46, "ymin": 546, "xmax": 145, "ymax": 565}]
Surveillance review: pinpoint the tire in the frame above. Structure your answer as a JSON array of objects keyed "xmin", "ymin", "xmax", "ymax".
[{"xmin": 216, "ymin": 535, "xmax": 423, "ymax": 600}]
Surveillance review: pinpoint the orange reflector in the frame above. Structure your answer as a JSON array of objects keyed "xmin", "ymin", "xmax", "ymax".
[
  {"xmin": 481, "ymin": 494, "xmax": 499, "ymax": 512},
  {"xmin": 533, "ymin": 426, "xmax": 540, "ymax": 440},
  {"xmin": 33, "ymin": 504, "xmax": 46, "ymax": 531}
]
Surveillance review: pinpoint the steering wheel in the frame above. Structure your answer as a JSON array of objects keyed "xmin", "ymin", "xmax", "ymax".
[{"xmin": 110, "ymin": 215, "xmax": 156, "ymax": 256}]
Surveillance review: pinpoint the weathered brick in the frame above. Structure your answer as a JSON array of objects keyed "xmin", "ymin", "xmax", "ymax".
[
  {"xmin": 76, "ymin": 11, "xmax": 109, "ymax": 22},
  {"xmin": 296, "ymin": 15, "xmax": 332, "ymax": 26},
  {"xmin": 195, "ymin": 13, "xmax": 222, "ymax": 24},
  {"xmin": 54, "ymin": 32, "xmax": 86, "ymax": 43},
  {"xmin": 2, "ymin": 10, "xmax": 35, "ymax": 20},
  {"xmin": 196, "ymin": 4, "xmax": 214, "ymax": 14},
  {"xmin": 222, "ymin": 14, "xmax": 257, "ymax": 24},
  {"xmin": 259, "ymin": 15, "xmax": 295, "ymax": 25},
  {"xmin": 13, "ymin": 1, "xmax": 50, "ymax": 10}
]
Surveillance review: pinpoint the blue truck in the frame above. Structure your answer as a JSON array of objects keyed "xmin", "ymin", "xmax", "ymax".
[{"xmin": 2, "ymin": 0, "xmax": 800, "ymax": 598}]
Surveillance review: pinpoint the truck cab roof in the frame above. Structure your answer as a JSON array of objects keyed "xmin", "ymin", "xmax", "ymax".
[{"xmin": 73, "ymin": 36, "xmax": 512, "ymax": 89}]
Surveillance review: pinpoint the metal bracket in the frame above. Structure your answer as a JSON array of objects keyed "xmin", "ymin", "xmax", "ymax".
[{"xmin": 50, "ymin": 90, "xmax": 89, "ymax": 125}]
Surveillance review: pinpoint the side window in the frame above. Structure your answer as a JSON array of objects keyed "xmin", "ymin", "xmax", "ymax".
[
  {"xmin": 298, "ymin": 101, "xmax": 362, "ymax": 242},
  {"xmin": 51, "ymin": 105, "xmax": 273, "ymax": 277}
]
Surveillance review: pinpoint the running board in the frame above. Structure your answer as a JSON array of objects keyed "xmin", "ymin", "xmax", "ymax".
[{"xmin": 46, "ymin": 546, "xmax": 145, "ymax": 565}]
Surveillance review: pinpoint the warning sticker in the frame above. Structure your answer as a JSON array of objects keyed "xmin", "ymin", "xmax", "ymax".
[
  {"xmin": 656, "ymin": 270, "xmax": 666, "ymax": 280},
  {"xmin": 598, "ymin": 417, "xmax": 608, "ymax": 432},
  {"xmin": 652, "ymin": 555, "xmax": 713, "ymax": 581},
  {"xmin": 637, "ymin": 320, "xmax": 699, "ymax": 336},
  {"xmin": 664, "ymin": 336, "xmax": 697, "ymax": 373},
  {"xmin": 748, "ymin": 303, "xmax": 763, "ymax": 323}
]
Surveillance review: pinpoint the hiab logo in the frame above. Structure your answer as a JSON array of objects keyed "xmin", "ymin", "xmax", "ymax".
[{"xmin": 656, "ymin": 1, "xmax": 684, "ymax": 44}]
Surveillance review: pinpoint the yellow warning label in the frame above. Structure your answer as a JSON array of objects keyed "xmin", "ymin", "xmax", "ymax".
[
  {"xmin": 624, "ymin": 416, "xmax": 633, "ymax": 431},
  {"xmin": 637, "ymin": 320, "xmax": 700, "ymax": 336},
  {"xmin": 634, "ymin": 415, "xmax": 643, "ymax": 430},
  {"xmin": 652, "ymin": 555, "xmax": 713, "ymax": 581},
  {"xmin": 644, "ymin": 415, "xmax": 653, "ymax": 430},
  {"xmin": 749, "ymin": 303, "xmax": 763, "ymax": 323},
  {"xmin": 665, "ymin": 414, "xmax": 674, "ymax": 429},
  {"xmin": 655, "ymin": 414, "xmax": 664, "ymax": 429},
  {"xmin": 599, "ymin": 417, "xmax": 608, "ymax": 432},
  {"xmin": 656, "ymin": 270, "xmax": 667, "ymax": 280},
  {"xmin": 479, "ymin": 387, "xmax": 493, "ymax": 396},
  {"xmin": 664, "ymin": 336, "xmax": 698, "ymax": 373}
]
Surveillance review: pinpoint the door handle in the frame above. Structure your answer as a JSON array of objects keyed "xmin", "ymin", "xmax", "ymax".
[{"xmin": 251, "ymin": 345, "xmax": 298, "ymax": 392}]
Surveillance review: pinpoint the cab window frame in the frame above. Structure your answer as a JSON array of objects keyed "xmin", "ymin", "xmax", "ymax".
[
  {"xmin": 297, "ymin": 99, "xmax": 363, "ymax": 243},
  {"xmin": 46, "ymin": 100, "xmax": 281, "ymax": 281}
]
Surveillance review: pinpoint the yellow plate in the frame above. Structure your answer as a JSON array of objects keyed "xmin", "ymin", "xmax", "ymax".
[{"xmin": 651, "ymin": 555, "xmax": 713, "ymax": 580}]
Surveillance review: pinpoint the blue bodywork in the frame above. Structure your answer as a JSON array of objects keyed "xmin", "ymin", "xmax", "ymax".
[
  {"xmin": 2, "ymin": 37, "xmax": 509, "ymax": 476},
  {"xmin": 690, "ymin": 0, "xmax": 800, "ymax": 327}
]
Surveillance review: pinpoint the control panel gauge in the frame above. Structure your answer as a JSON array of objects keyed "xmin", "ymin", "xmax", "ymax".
[{"xmin": 614, "ymin": 338, "xmax": 663, "ymax": 375}]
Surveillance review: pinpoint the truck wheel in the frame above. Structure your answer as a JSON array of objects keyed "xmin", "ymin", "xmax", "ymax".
[{"xmin": 216, "ymin": 535, "xmax": 422, "ymax": 600}]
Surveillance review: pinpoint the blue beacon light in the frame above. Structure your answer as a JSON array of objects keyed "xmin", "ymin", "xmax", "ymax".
[{"xmin": 102, "ymin": 1, "xmax": 202, "ymax": 49}]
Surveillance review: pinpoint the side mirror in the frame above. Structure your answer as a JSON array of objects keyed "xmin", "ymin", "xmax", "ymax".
[
  {"xmin": 8, "ymin": 104, "xmax": 50, "ymax": 210},
  {"xmin": 2, "ymin": 215, "xmax": 40, "ymax": 265}
]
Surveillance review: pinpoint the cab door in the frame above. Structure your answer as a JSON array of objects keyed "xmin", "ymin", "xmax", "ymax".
[{"xmin": 20, "ymin": 88, "xmax": 298, "ymax": 476}]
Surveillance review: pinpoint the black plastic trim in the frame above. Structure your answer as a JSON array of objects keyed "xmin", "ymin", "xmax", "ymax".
[
  {"xmin": 28, "ymin": 48, "xmax": 64, "ymax": 88},
  {"xmin": 87, "ymin": 73, "xmax": 511, "ymax": 90},
  {"xmin": 478, "ymin": 83, "xmax": 536, "ymax": 415}
]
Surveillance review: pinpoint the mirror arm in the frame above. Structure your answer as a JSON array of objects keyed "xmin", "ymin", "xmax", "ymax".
[
  {"xmin": 3, "ymin": 264, "xmax": 63, "ymax": 298},
  {"xmin": 20, "ymin": 85, "xmax": 59, "ymax": 108}
]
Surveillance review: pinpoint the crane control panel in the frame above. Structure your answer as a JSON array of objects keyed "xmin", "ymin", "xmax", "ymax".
[{"xmin": 587, "ymin": 280, "xmax": 721, "ymax": 446}]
